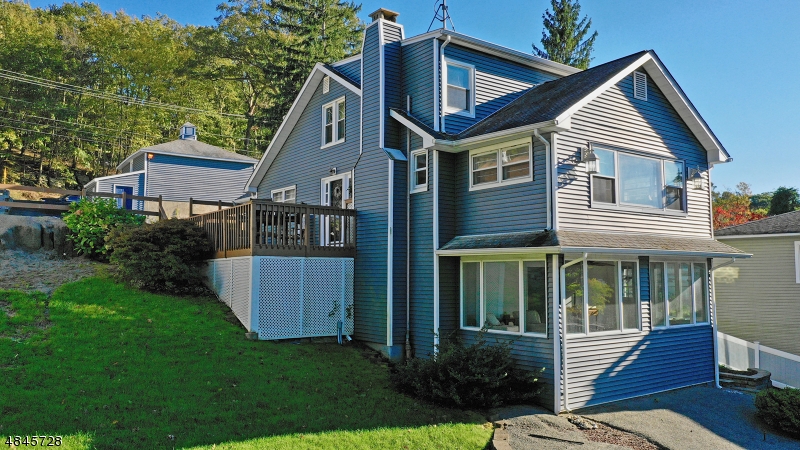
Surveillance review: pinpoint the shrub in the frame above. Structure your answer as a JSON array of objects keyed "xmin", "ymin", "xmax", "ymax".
[
  {"xmin": 390, "ymin": 331, "xmax": 542, "ymax": 409},
  {"xmin": 107, "ymin": 219, "xmax": 214, "ymax": 294},
  {"xmin": 62, "ymin": 197, "xmax": 145, "ymax": 260},
  {"xmin": 755, "ymin": 387, "xmax": 800, "ymax": 435}
]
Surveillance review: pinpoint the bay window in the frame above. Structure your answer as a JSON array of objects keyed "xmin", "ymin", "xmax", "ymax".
[
  {"xmin": 565, "ymin": 259, "xmax": 640, "ymax": 335},
  {"xmin": 590, "ymin": 145, "xmax": 686, "ymax": 212},
  {"xmin": 460, "ymin": 259, "xmax": 547, "ymax": 335},
  {"xmin": 649, "ymin": 261, "xmax": 708, "ymax": 327}
]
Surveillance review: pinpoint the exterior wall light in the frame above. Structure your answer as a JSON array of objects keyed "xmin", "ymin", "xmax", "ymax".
[
  {"xmin": 582, "ymin": 146, "xmax": 599, "ymax": 175},
  {"xmin": 690, "ymin": 167, "xmax": 705, "ymax": 190},
  {"xmin": 147, "ymin": 153, "xmax": 155, "ymax": 160}
]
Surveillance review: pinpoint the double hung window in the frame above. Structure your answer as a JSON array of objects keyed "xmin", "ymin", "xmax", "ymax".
[
  {"xmin": 650, "ymin": 261, "xmax": 708, "ymax": 327},
  {"xmin": 271, "ymin": 186, "xmax": 296, "ymax": 203},
  {"xmin": 590, "ymin": 145, "xmax": 686, "ymax": 212},
  {"xmin": 322, "ymin": 97, "xmax": 346, "ymax": 146},
  {"xmin": 445, "ymin": 60, "xmax": 475, "ymax": 116},
  {"xmin": 470, "ymin": 139, "xmax": 533, "ymax": 190},
  {"xmin": 410, "ymin": 149, "xmax": 428, "ymax": 193},
  {"xmin": 461, "ymin": 259, "xmax": 547, "ymax": 335},
  {"xmin": 565, "ymin": 260, "xmax": 640, "ymax": 334}
]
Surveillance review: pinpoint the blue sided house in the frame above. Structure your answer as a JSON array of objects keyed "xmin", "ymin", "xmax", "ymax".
[
  {"xmin": 192, "ymin": 8, "xmax": 750, "ymax": 412},
  {"xmin": 84, "ymin": 123, "xmax": 257, "ymax": 212}
]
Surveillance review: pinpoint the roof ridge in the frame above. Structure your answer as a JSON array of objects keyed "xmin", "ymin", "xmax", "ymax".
[{"xmin": 717, "ymin": 209, "xmax": 800, "ymax": 232}]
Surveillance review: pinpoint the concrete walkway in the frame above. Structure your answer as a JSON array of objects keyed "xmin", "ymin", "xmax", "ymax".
[{"xmin": 492, "ymin": 385, "xmax": 799, "ymax": 450}]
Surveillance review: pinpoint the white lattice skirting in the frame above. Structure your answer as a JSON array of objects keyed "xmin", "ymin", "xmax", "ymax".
[{"xmin": 205, "ymin": 257, "xmax": 354, "ymax": 340}]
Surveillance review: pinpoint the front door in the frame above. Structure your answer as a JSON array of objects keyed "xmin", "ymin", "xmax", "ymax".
[
  {"xmin": 321, "ymin": 174, "xmax": 350, "ymax": 245},
  {"xmin": 114, "ymin": 185, "xmax": 134, "ymax": 210}
]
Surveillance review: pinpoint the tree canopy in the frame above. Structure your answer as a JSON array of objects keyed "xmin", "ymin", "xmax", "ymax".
[
  {"xmin": 768, "ymin": 186, "xmax": 800, "ymax": 216},
  {"xmin": 0, "ymin": 0, "xmax": 363, "ymax": 188},
  {"xmin": 532, "ymin": 0, "xmax": 598, "ymax": 69}
]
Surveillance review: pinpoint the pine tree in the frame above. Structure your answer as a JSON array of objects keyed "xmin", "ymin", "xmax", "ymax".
[
  {"xmin": 768, "ymin": 186, "xmax": 800, "ymax": 216},
  {"xmin": 532, "ymin": 0, "xmax": 598, "ymax": 69}
]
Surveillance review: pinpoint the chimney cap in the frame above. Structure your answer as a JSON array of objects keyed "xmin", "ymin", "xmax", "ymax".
[{"xmin": 369, "ymin": 8, "xmax": 399, "ymax": 23}]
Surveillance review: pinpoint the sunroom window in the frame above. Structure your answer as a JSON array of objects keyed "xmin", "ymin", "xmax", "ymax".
[
  {"xmin": 590, "ymin": 145, "xmax": 686, "ymax": 212},
  {"xmin": 650, "ymin": 261, "xmax": 708, "ymax": 327},
  {"xmin": 565, "ymin": 260, "xmax": 640, "ymax": 334},
  {"xmin": 460, "ymin": 259, "xmax": 547, "ymax": 335}
]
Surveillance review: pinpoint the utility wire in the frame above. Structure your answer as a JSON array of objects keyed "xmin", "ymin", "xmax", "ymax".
[{"xmin": 0, "ymin": 68, "xmax": 248, "ymax": 119}]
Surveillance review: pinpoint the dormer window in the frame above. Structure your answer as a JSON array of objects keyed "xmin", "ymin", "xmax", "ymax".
[
  {"xmin": 445, "ymin": 59, "xmax": 475, "ymax": 117},
  {"xmin": 322, "ymin": 97, "xmax": 345, "ymax": 147}
]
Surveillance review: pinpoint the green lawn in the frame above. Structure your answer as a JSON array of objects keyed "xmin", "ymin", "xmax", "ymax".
[{"xmin": 0, "ymin": 278, "xmax": 493, "ymax": 449}]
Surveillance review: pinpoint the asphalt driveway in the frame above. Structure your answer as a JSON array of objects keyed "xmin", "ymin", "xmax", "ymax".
[{"xmin": 493, "ymin": 385, "xmax": 799, "ymax": 449}]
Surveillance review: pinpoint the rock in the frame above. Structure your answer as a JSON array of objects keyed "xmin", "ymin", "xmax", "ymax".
[
  {"xmin": 0, "ymin": 215, "xmax": 69, "ymax": 252},
  {"xmin": 567, "ymin": 414, "xmax": 598, "ymax": 430}
]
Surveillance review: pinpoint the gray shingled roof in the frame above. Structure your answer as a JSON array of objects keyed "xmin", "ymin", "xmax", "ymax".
[
  {"xmin": 140, "ymin": 139, "xmax": 258, "ymax": 163},
  {"xmin": 715, "ymin": 210, "xmax": 800, "ymax": 237},
  {"xmin": 390, "ymin": 51, "xmax": 648, "ymax": 141},
  {"xmin": 440, "ymin": 229, "xmax": 747, "ymax": 257}
]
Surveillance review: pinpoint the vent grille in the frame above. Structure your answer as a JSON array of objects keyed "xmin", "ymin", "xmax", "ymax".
[
  {"xmin": 633, "ymin": 71, "xmax": 647, "ymax": 101},
  {"xmin": 323, "ymin": 76, "xmax": 330, "ymax": 94}
]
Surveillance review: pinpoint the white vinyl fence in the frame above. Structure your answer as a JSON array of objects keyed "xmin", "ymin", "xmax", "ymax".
[{"xmin": 718, "ymin": 332, "xmax": 800, "ymax": 389}]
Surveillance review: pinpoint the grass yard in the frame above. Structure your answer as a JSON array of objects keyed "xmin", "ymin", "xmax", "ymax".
[{"xmin": 0, "ymin": 278, "xmax": 493, "ymax": 449}]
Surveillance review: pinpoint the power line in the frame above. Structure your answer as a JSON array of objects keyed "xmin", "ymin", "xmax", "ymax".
[
  {"xmin": 0, "ymin": 68, "xmax": 248, "ymax": 119},
  {"xmin": 0, "ymin": 122, "xmax": 135, "ymax": 150},
  {"xmin": 0, "ymin": 115, "xmax": 143, "ymax": 146},
  {"xmin": 0, "ymin": 95, "xmax": 269, "ymax": 145}
]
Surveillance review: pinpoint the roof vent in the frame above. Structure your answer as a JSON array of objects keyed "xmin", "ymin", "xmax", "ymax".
[
  {"xmin": 369, "ymin": 8, "xmax": 399, "ymax": 23},
  {"xmin": 633, "ymin": 71, "xmax": 647, "ymax": 101},
  {"xmin": 180, "ymin": 122, "xmax": 197, "ymax": 140}
]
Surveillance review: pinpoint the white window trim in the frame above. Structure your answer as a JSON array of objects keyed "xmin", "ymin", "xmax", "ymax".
[
  {"xmin": 468, "ymin": 138, "xmax": 534, "ymax": 192},
  {"xmin": 795, "ymin": 241, "xmax": 800, "ymax": 284},
  {"xmin": 650, "ymin": 260, "xmax": 710, "ymax": 329},
  {"xmin": 443, "ymin": 58, "xmax": 476, "ymax": 118},
  {"xmin": 409, "ymin": 148, "xmax": 428, "ymax": 194},
  {"xmin": 459, "ymin": 256, "xmax": 548, "ymax": 337},
  {"xmin": 589, "ymin": 144, "xmax": 687, "ymax": 214},
  {"xmin": 566, "ymin": 258, "xmax": 643, "ymax": 336},
  {"xmin": 321, "ymin": 96, "xmax": 346, "ymax": 149},
  {"xmin": 270, "ymin": 185, "xmax": 297, "ymax": 203}
]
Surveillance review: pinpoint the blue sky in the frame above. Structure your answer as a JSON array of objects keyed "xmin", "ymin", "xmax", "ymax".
[{"xmin": 25, "ymin": 0, "xmax": 800, "ymax": 194}]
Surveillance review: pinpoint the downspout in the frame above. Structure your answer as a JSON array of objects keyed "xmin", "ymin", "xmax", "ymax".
[
  {"xmin": 534, "ymin": 129, "xmax": 551, "ymax": 229},
  {"xmin": 405, "ymin": 122, "xmax": 412, "ymax": 360},
  {"xmin": 710, "ymin": 257, "xmax": 737, "ymax": 389},
  {"xmin": 438, "ymin": 36, "xmax": 451, "ymax": 133},
  {"xmin": 559, "ymin": 253, "xmax": 587, "ymax": 412}
]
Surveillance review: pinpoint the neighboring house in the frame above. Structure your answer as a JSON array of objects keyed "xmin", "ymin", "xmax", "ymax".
[
  {"xmin": 196, "ymin": 8, "xmax": 749, "ymax": 413},
  {"xmin": 715, "ymin": 211, "xmax": 800, "ymax": 356},
  {"xmin": 84, "ymin": 123, "xmax": 257, "ymax": 216}
]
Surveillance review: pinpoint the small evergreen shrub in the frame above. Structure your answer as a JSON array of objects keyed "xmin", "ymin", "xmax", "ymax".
[
  {"xmin": 390, "ymin": 331, "xmax": 542, "ymax": 408},
  {"xmin": 107, "ymin": 219, "xmax": 214, "ymax": 294},
  {"xmin": 755, "ymin": 387, "xmax": 800, "ymax": 435},
  {"xmin": 62, "ymin": 197, "xmax": 145, "ymax": 260}
]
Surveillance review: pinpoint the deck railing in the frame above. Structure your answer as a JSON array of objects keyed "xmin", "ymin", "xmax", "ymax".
[{"xmin": 188, "ymin": 200, "xmax": 356, "ymax": 258}]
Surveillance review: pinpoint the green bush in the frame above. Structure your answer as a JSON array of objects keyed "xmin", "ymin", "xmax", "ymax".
[
  {"xmin": 390, "ymin": 331, "xmax": 542, "ymax": 409},
  {"xmin": 107, "ymin": 219, "xmax": 214, "ymax": 294},
  {"xmin": 755, "ymin": 387, "xmax": 800, "ymax": 435},
  {"xmin": 62, "ymin": 197, "xmax": 145, "ymax": 260}
]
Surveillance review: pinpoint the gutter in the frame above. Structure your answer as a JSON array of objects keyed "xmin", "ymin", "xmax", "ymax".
[
  {"xmin": 710, "ymin": 257, "xmax": 738, "ymax": 389},
  {"xmin": 534, "ymin": 129, "xmax": 554, "ymax": 230},
  {"xmin": 559, "ymin": 253, "xmax": 587, "ymax": 412}
]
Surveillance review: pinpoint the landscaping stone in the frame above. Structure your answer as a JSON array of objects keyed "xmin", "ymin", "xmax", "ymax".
[
  {"xmin": 0, "ymin": 215, "xmax": 70, "ymax": 253},
  {"xmin": 720, "ymin": 368, "xmax": 772, "ymax": 393}
]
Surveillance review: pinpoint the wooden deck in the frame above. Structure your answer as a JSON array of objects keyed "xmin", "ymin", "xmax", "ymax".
[{"xmin": 188, "ymin": 200, "xmax": 356, "ymax": 258}]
